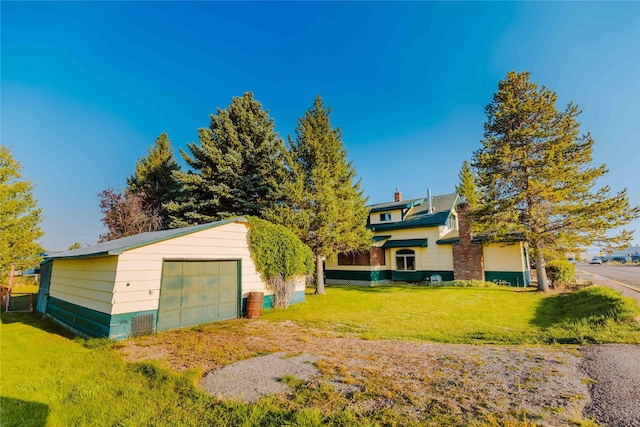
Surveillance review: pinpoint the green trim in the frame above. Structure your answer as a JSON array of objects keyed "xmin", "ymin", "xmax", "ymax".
[
  {"xmin": 484, "ymin": 271, "xmax": 530, "ymax": 287},
  {"xmin": 110, "ymin": 310, "xmax": 158, "ymax": 341},
  {"xmin": 436, "ymin": 238, "xmax": 459, "ymax": 245},
  {"xmin": 290, "ymin": 290, "xmax": 305, "ymax": 305},
  {"xmin": 46, "ymin": 297, "xmax": 110, "ymax": 338},
  {"xmin": 325, "ymin": 269, "xmax": 453, "ymax": 283},
  {"xmin": 373, "ymin": 235, "xmax": 392, "ymax": 242},
  {"xmin": 382, "ymin": 239, "xmax": 428, "ymax": 248},
  {"xmin": 325, "ymin": 270, "xmax": 390, "ymax": 281}
]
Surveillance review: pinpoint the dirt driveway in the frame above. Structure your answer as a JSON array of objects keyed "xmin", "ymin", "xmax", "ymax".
[{"xmin": 119, "ymin": 320, "xmax": 638, "ymax": 426}]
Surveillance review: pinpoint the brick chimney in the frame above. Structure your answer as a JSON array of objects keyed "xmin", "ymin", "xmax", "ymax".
[
  {"xmin": 452, "ymin": 201, "xmax": 485, "ymax": 281},
  {"xmin": 394, "ymin": 188, "xmax": 402, "ymax": 202}
]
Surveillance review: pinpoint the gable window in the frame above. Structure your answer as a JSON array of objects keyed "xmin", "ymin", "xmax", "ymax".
[
  {"xmin": 449, "ymin": 214, "xmax": 458, "ymax": 230},
  {"xmin": 395, "ymin": 249, "xmax": 415, "ymax": 271},
  {"xmin": 380, "ymin": 213, "xmax": 391, "ymax": 222}
]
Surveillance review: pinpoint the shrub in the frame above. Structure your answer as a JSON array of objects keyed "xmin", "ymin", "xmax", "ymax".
[
  {"xmin": 246, "ymin": 216, "xmax": 314, "ymax": 308},
  {"xmin": 546, "ymin": 260, "xmax": 575, "ymax": 287}
]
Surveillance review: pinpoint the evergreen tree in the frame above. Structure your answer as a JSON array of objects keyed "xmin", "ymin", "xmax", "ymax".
[
  {"xmin": 472, "ymin": 71, "xmax": 639, "ymax": 291},
  {"xmin": 0, "ymin": 146, "xmax": 44, "ymax": 281},
  {"xmin": 126, "ymin": 132, "xmax": 181, "ymax": 228},
  {"xmin": 267, "ymin": 95, "xmax": 372, "ymax": 294},
  {"xmin": 167, "ymin": 92, "xmax": 286, "ymax": 227},
  {"xmin": 455, "ymin": 160, "xmax": 478, "ymax": 207}
]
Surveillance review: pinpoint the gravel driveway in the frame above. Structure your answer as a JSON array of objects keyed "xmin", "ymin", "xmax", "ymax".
[
  {"xmin": 580, "ymin": 344, "xmax": 640, "ymax": 427},
  {"xmin": 123, "ymin": 321, "xmax": 640, "ymax": 426}
]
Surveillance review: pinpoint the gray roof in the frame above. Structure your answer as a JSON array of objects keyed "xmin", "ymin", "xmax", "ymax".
[
  {"xmin": 44, "ymin": 217, "xmax": 247, "ymax": 261},
  {"xmin": 368, "ymin": 193, "xmax": 459, "ymax": 232},
  {"xmin": 369, "ymin": 197, "xmax": 425, "ymax": 213}
]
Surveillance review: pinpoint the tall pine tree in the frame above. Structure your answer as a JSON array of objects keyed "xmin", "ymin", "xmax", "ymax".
[
  {"xmin": 472, "ymin": 71, "xmax": 639, "ymax": 291},
  {"xmin": 167, "ymin": 92, "xmax": 286, "ymax": 227},
  {"xmin": 0, "ymin": 146, "xmax": 44, "ymax": 280},
  {"xmin": 455, "ymin": 160, "xmax": 478, "ymax": 207},
  {"xmin": 267, "ymin": 95, "xmax": 372, "ymax": 294},
  {"xmin": 126, "ymin": 132, "xmax": 181, "ymax": 228}
]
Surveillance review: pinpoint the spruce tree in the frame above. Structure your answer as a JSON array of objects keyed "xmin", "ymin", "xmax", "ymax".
[
  {"xmin": 126, "ymin": 132, "xmax": 181, "ymax": 228},
  {"xmin": 455, "ymin": 160, "xmax": 478, "ymax": 207},
  {"xmin": 267, "ymin": 95, "xmax": 372, "ymax": 294},
  {"xmin": 472, "ymin": 71, "xmax": 639, "ymax": 291},
  {"xmin": 167, "ymin": 92, "xmax": 286, "ymax": 227},
  {"xmin": 0, "ymin": 146, "xmax": 44, "ymax": 280}
]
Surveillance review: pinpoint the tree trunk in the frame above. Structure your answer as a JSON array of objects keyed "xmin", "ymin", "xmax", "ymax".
[
  {"xmin": 533, "ymin": 241, "xmax": 549, "ymax": 292},
  {"xmin": 315, "ymin": 255, "xmax": 325, "ymax": 295}
]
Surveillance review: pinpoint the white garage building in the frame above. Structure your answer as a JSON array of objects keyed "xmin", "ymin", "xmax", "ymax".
[{"xmin": 37, "ymin": 218, "xmax": 303, "ymax": 340}]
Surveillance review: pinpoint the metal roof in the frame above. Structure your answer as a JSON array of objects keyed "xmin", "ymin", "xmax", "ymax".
[{"xmin": 44, "ymin": 217, "xmax": 248, "ymax": 261}]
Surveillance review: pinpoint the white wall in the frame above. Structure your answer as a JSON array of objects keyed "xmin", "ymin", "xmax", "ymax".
[
  {"xmin": 112, "ymin": 221, "xmax": 266, "ymax": 315},
  {"xmin": 49, "ymin": 256, "xmax": 118, "ymax": 314}
]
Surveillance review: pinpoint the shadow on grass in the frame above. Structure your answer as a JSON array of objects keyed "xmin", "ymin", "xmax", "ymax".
[
  {"xmin": 0, "ymin": 396, "xmax": 49, "ymax": 427},
  {"xmin": 0, "ymin": 311, "xmax": 77, "ymax": 339},
  {"xmin": 532, "ymin": 286, "xmax": 640, "ymax": 344}
]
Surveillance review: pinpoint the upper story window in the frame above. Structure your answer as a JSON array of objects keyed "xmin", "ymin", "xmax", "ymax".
[
  {"xmin": 380, "ymin": 213, "xmax": 391, "ymax": 222},
  {"xmin": 449, "ymin": 214, "xmax": 458, "ymax": 230},
  {"xmin": 395, "ymin": 249, "xmax": 415, "ymax": 271}
]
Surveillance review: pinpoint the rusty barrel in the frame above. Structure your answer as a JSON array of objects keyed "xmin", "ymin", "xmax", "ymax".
[{"xmin": 246, "ymin": 291, "xmax": 264, "ymax": 319}]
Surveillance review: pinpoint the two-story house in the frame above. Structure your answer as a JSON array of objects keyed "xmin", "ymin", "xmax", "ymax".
[{"xmin": 325, "ymin": 189, "xmax": 531, "ymax": 287}]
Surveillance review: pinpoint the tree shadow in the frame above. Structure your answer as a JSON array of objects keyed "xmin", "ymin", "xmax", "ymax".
[
  {"xmin": 0, "ymin": 311, "xmax": 76, "ymax": 339},
  {"xmin": 0, "ymin": 396, "xmax": 49, "ymax": 427}
]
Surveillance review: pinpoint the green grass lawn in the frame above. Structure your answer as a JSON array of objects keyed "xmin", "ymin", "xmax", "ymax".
[
  {"xmin": 263, "ymin": 285, "xmax": 640, "ymax": 344},
  {"xmin": 1, "ymin": 284, "xmax": 638, "ymax": 426}
]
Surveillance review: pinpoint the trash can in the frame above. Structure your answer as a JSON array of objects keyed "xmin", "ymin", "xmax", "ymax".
[{"xmin": 246, "ymin": 291, "xmax": 264, "ymax": 319}]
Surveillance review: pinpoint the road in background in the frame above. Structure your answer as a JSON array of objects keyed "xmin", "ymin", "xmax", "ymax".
[{"xmin": 576, "ymin": 263, "xmax": 640, "ymax": 306}]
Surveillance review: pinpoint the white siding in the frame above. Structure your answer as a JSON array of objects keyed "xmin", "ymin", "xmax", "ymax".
[
  {"xmin": 49, "ymin": 257, "xmax": 118, "ymax": 314},
  {"xmin": 483, "ymin": 242, "xmax": 525, "ymax": 271},
  {"xmin": 112, "ymin": 221, "xmax": 266, "ymax": 315}
]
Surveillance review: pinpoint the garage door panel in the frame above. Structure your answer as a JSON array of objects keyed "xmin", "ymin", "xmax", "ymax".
[
  {"xmin": 181, "ymin": 290, "xmax": 219, "ymax": 308},
  {"xmin": 219, "ymin": 261, "xmax": 236, "ymax": 274},
  {"xmin": 157, "ymin": 310, "xmax": 181, "ymax": 331},
  {"xmin": 163, "ymin": 261, "xmax": 183, "ymax": 278},
  {"xmin": 163, "ymin": 276, "xmax": 183, "ymax": 292},
  {"xmin": 218, "ymin": 302, "xmax": 237, "ymax": 320},
  {"xmin": 157, "ymin": 260, "xmax": 239, "ymax": 332}
]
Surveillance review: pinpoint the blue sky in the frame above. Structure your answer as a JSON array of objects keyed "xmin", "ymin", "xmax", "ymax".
[{"xmin": 2, "ymin": 2, "xmax": 639, "ymax": 251}]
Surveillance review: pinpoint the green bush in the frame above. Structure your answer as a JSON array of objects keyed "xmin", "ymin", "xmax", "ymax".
[
  {"xmin": 246, "ymin": 216, "xmax": 314, "ymax": 281},
  {"xmin": 546, "ymin": 259, "xmax": 575, "ymax": 287}
]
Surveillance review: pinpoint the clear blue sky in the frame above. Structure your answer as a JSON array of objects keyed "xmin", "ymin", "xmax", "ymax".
[{"xmin": 2, "ymin": 2, "xmax": 639, "ymax": 251}]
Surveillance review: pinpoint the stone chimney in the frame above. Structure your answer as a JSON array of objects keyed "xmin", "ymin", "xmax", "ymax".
[
  {"xmin": 394, "ymin": 188, "xmax": 402, "ymax": 202},
  {"xmin": 452, "ymin": 201, "xmax": 485, "ymax": 281}
]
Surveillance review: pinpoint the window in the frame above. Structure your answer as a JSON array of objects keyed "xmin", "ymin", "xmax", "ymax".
[
  {"xmin": 395, "ymin": 249, "xmax": 415, "ymax": 271},
  {"xmin": 449, "ymin": 214, "xmax": 458, "ymax": 230},
  {"xmin": 338, "ymin": 248, "xmax": 386, "ymax": 266},
  {"xmin": 338, "ymin": 251, "xmax": 371, "ymax": 266},
  {"xmin": 379, "ymin": 213, "xmax": 391, "ymax": 222}
]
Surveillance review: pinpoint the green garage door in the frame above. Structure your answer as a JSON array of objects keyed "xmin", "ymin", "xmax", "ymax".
[{"xmin": 157, "ymin": 260, "xmax": 239, "ymax": 331}]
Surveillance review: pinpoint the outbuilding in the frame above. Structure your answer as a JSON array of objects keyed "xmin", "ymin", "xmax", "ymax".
[{"xmin": 37, "ymin": 217, "xmax": 304, "ymax": 340}]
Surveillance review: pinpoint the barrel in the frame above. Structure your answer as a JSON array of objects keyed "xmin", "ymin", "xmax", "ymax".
[{"xmin": 246, "ymin": 291, "xmax": 264, "ymax": 319}]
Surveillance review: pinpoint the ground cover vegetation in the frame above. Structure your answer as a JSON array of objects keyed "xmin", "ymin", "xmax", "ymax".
[
  {"xmin": 467, "ymin": 71, "xmax": 639, "ymax": 292},
  {"xmin": 3, "ymin": 284, "xmax": 638, "ymax": 426}
]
